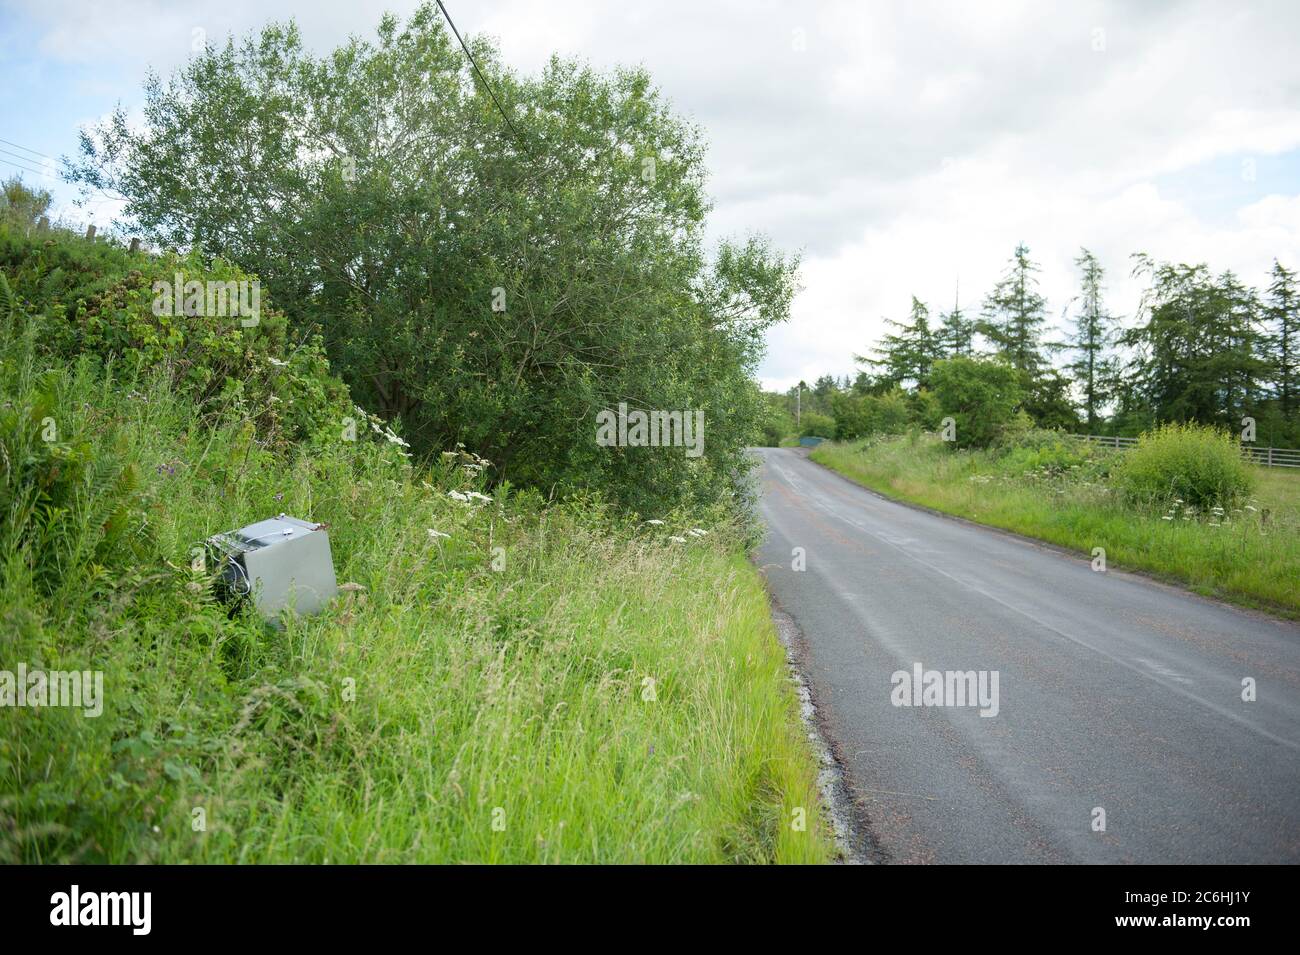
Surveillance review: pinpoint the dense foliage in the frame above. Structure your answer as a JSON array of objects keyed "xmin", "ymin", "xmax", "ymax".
[
  {"xmin": 66, "ymin": 5, "xmax": 797, "ymax": 517},
  {"xmin": 0, "ymin": 225, "xmax": 830, "ymax": 863}
]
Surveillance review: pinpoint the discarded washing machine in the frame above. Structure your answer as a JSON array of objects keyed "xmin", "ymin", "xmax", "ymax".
[{"xmin": 206, "ymin": 514, "xmax": 338, "ymax": 625}]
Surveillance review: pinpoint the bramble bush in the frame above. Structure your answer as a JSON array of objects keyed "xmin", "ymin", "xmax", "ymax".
[{"xmin": 0, "ymin": 224, "xmax": 354, "ymax": 451}]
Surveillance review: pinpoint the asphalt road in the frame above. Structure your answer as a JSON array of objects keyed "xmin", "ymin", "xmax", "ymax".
[{"xmin": 754, "ymin": 447, "xmax": 1300, "ymax": 863}]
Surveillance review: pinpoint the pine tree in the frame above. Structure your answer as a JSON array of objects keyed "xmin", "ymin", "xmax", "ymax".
[
  {"xmin": 936, "ymin": 281, "xmax": 975, "ymax": 358},
  {"xmin": 1213, "ymin": 271, "xmax": 1266, "ymax": 424},
  {"xmin": 1065, "ymin": 248, "xmax": 1119, "ymax": 430},
  {"xmin": 1265, "ymin": 259, "xmax": 1299, "ymax": 418},
  {"xmin": 981, "ymin": 243, "xmax": 1049, "ymax": 375},
  {"xmin": 864, "ymin": 296, "xmax": 943, "ymax": 389}
]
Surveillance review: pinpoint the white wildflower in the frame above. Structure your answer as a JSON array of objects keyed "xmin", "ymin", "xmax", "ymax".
[
  {"xmin": 688, "ymin": 528, "xmax": 707, "ymax": 537},
  {"xmin": 266, "ymin": 356, "xmax": 288, "ymax": 367},
  {"xmin": 427, "ymin": 529, "xmax": 450, "ymax": 540},
  {"xmin": 448, "ymin": 490, "xmax": 470, "ymax": 503},
  {"xmin": 644, "ymin": 519, "xmax": 666, "ymax": 526},
  {"xmin": 466, "ymin": 491, "xmax": 492, "ymax": 503},
  {"xmin": 669, "ymin": 536, "xmax": 687, "ymax": 543}
]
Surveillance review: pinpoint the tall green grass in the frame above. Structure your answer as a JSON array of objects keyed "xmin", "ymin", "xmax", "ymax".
[
  {"xmin": 811, "ymin": 432, "xmax": 1300, "ymax": 617},
  {"xmin": 0, "ymin": 331, "xmax": 832, "ymax": 863}
]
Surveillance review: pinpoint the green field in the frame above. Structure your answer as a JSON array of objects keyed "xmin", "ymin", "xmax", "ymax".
[{"xmin": 811, "ymin": 433, "xmax": 1300, "ymax": 618}]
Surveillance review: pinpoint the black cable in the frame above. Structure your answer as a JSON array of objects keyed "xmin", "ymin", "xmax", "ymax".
[
  {"xmin": 434, "ymin": 0, "xmax": 523, "ymax": 142},
  {"xmin": 0, "ymin": 156, "xmax": 51, "ymax": 179},
  {"xmin": 0, "ymin": 136, "xmax": 54, "ymax": 161},
  {"xmin": 0, "ymin": 146, "xmax": 54, "ymax": 173}
]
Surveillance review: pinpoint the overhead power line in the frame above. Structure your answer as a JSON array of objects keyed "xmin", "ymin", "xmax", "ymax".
[
  {"xmin": 0, "ymin": 145, "xmax": 55, "ymax": 171},
  {"xmin": 0, "ymin": 136, "xmax": 56, "ymax": 161},
  {"xmin": 0, "ymin": 156, "xmax": 52, "ymax": 180},
  {"xmin": 433, "ymin": 0, "xmax": 522, "ymax": 141}
]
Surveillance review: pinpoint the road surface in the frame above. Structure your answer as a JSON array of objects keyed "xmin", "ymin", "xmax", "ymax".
[{"xmin": 754, "ymin": 447, "xmax": 1300, "ymax": 863}]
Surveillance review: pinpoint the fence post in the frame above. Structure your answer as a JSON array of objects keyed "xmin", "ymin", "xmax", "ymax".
[
  {"xmin": 129, "ymin": 237, "xmax": 140, "ymax": 254},
  {"xmin": 85, "ymin": 224, "xmax": 96, "ymax": 241}
]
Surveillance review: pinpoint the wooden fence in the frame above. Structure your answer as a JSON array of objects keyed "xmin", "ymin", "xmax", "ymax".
[{"xmin": 1071, "ymin": 433, "xmax": 1300, "ymax": 468}]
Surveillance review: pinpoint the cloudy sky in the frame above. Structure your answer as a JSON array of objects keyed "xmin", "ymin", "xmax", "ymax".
[{"xmin": 3, "ymin": 0, "xmax": 1299, "ymax": 390}]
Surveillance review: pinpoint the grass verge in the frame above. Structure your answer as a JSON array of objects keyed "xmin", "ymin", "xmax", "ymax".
[{"xmin": 1, "ymin": 342, "xmax": 833, "ymax": 864}]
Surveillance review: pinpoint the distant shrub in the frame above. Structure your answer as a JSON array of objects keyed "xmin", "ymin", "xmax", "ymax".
[
  {"xmin": 928, "ymin": 357, "xmax": 1023, "ymax": 448},
  {"xmin": 830, "ymin": 388, "xmax": 911, "ymax": 440},
  {"xmin": 758, "ymin": 395, "xmax": 795, "ymax": 446},
  {"xmin": 799, "ymin": 411, "xmax": 835, "ymax": 439},
  {"xmin": 1114, "ymin": 422, "xmax": 1253, "ymax": 510}
]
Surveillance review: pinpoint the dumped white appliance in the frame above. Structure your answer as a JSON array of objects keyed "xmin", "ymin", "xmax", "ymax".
[{"xmin": 206, "ymin": 514, "xmax": 338, "ymax": 625}]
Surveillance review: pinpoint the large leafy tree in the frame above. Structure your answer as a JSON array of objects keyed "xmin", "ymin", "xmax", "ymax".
[
  {"xmin": 929, "ymin": 357, "xmax": 1024, "ymax": 448},
  {"xmin": 67, "ymin": 5, "xmax": 796, "ymax": 515},
  {"xmin": 1123, "ymin": 255, "xmax": 1268, "ymax": 429}
]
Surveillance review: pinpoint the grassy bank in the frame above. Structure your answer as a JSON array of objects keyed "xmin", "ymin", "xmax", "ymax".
[
  {"xmin": 811, "ymin": 432, "xmax": 1300, "ymax": 618},
  {"xmin": 0, "ymin": 235, "xmax": 833, "ymax": 863}
]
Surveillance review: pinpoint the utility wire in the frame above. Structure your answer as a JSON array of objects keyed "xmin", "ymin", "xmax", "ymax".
[
  {"xmin": 434, "ymin": 0, "xmax": 522, "ymax": 141},
  {"xmin": 0, "ymin": 156, "xmax": 52, "ymax": 179},
  {"xmin": 0, "ymin": 146, "xmax": 55, "ymax": 172},
  {"xmin": 0, "ymin": 136, "xmax": 55, "ymax": 161}
]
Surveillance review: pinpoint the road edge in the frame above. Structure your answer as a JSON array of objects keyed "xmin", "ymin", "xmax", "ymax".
[{"xmin": 760, "ymin": 578, "xmax": 886, "ymax": 864}]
